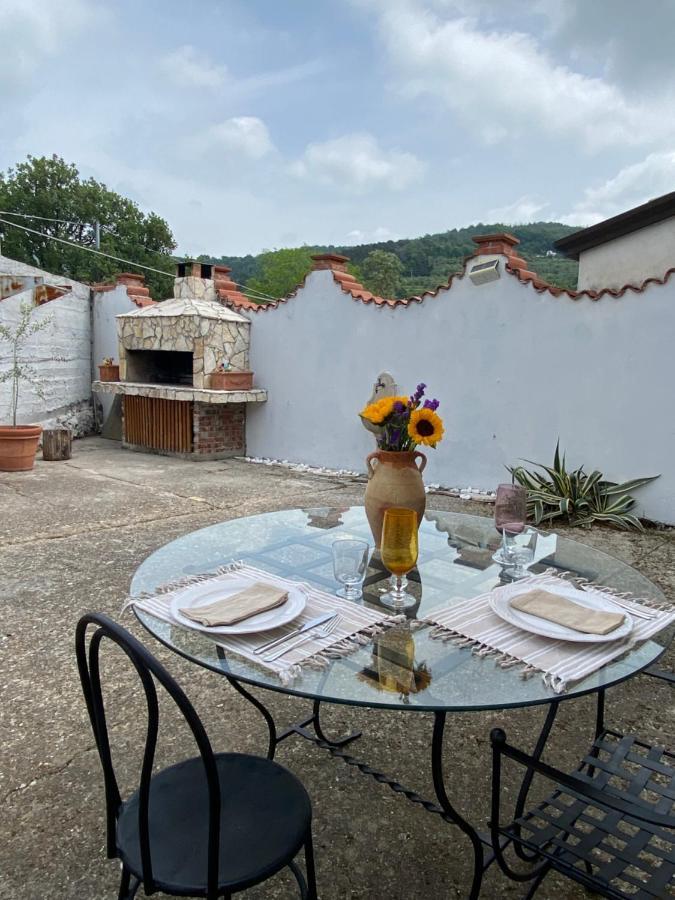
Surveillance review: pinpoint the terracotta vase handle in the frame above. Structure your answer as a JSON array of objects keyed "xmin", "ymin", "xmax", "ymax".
[
  {"xmin": 414, "ymin": 450, "xmax": 427, "ymax": 473},
  {"xmin": 365, "ymin": 451, "xmax": 380, "ymax": 479}
]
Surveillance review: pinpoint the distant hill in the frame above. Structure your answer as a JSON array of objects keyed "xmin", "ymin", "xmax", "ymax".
[{"xmin": 200, "ymin": 221, "xmax": 580, "ymax": 298}]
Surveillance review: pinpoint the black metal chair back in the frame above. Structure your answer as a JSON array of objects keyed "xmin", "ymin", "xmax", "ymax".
[
  {"xmin": 489, "ymin": 667, "xmax": 675, "ymax": 899},
  {"xmin": 76, "ymin": 613, "xmax": 221, "ymax": 899}
]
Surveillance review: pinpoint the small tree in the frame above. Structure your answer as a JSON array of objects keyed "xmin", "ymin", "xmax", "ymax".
[
  {"xmin": 0, "ymin": 302, "xmax": 51, "ymax": 426},
  {"xmin": 246, "ymin": 247, "xmax": 315, "ymax": 301},
  {"xmin": 360, "ymin": 250, "xmax": 404, "ymax": 298}
]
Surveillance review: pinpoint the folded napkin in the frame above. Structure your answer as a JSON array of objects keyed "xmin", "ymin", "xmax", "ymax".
[
  {"xmin": 180, "ymin": 582, "xmax": 288, "ymax": 627},
  {"xmin": 511, "ymin": 589, "xmax": 625, "ymax": 635}
]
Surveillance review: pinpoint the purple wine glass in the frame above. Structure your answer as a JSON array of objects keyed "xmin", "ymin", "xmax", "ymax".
[{"xmin": 494, "ymin": 484, "xmax": 528, "ymax": 563}]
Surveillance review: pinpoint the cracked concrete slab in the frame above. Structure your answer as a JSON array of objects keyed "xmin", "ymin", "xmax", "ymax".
[{"xmin": 0, "ymin": 437, "xmax": 672, "ymax": 900}]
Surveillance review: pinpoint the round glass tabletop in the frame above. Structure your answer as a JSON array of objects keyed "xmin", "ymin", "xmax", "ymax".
[{"xmin": 131, "ymin": 507, "xmax": 672, "ymax": 712}]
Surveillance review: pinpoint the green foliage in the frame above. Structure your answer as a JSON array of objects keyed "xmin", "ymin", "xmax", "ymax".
[
  {"xmin": 0, "ymin": 301, "xmax": 52, "ymax": 426},
  {"xmin": 0, "ymin": 155, "xmax": 176, "ymax": 298},
  {"xmin": 246, "ymin": 247, "xmax": 315, "ymax": 302},
  {"xmin": 202, "ymin": 221, "xmax": 580, "ymax": 296},
  {"xmin": 508, "ymin": 443, "xmax": 659, "ymax": 531},
  {"xmin": 359, "ymin": 250, "xmax": 404, "ymax": 297}
]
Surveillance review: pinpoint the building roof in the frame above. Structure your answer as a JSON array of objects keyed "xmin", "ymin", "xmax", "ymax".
[{"xmin": 554, "ymin": 191, "xmax": 675, "ymax": 260}]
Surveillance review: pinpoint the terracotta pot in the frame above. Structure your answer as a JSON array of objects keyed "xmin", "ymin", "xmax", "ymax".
[
  {"xmin": 209, "ymin": 370, "xmax": 254, "ymax": 391},
  {"xmin": 98, "ymin": 364, "xmax": 120, "ymax": 382},
  {"xmin": 0, "ymin": 424, "xmax": 43, "ymax": 471},
  {"xmin": 364, "ymin": 449, "xmax": 427, "ymax": 548}
]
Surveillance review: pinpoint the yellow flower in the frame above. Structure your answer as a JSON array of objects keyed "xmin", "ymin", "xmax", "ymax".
[
  {"xmin": 408, "ymin": 408, "xmax": 444, "ymax": 447},
  {"xmin": 360, "ymin": 395, "xmax": 408, "ymax": 425}
]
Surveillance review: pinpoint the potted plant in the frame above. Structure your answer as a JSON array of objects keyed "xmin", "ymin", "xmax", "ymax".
[
  {"xmin": 98, "ymin": 357, "xmax": 120, "ymax": 382},
  {"xmin": 209, "ymin": 359, "xmax": 254, "ymax": 391},
  {"xmin": 0, "ymin": 301, "xmax": 51, "ymax": 471}
]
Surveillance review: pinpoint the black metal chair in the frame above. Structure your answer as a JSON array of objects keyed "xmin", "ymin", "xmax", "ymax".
[
  {"xmin": 489, "ymin": 667, "xmax": 674, "ymax": 899},
  {"xmin": 76, "ymin": 613, "xmax": 318, "ymax": 900}
]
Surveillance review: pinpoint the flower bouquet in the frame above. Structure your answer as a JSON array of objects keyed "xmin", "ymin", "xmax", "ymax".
[
  {"xmin": 359, "ymin": 383, "xmax": 445, "ymax": 546},
  {"xmin": 360, "ymin": 382, "xmax": 444, "ymax": 450}
]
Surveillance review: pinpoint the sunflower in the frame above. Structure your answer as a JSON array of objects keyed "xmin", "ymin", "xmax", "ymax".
[
  {"xmin": 408, "ymin": 408, "xmax": 444, "ymax": 447},
  {"xmin": 360, "ymin": 395, "xmax": 408, "ymax": 425}
]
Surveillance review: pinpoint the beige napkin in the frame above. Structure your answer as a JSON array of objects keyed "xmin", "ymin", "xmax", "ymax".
[
  {"xmin": 180, "ymin": 582, "xmax": 288, "ymax": 627},
  {"xmin": 511, "ymin": 589, "xmax": 625, "ymax": 635}
]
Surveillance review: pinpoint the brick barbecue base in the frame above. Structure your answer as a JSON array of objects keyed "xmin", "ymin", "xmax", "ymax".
[
  {"xmin": 193, "ymin": 402, "xmax": 245, "ymax": 457},
  {"xmin": 121, "ymin": 397, "xmax": 246, "ymax": 460}
]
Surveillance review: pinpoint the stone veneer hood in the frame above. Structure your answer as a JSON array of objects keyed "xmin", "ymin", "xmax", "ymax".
[
  {"xmin": 116, "ymin": 293, "xmax": 251, "ymax": 389},
  {"xmin": 118, "ymin": 295, "xmax": 248, "ymax": 322}
]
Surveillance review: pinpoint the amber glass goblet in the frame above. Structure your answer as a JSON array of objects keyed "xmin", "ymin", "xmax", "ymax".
[{"xmin": 380, "ymin": 507, "xmax": 418, "ymax": 610}]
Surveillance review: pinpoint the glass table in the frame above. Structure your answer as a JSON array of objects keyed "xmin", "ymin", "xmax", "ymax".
[{"xmin": 131, "ymin": 507, "xmax": 672, "ymax": 899}]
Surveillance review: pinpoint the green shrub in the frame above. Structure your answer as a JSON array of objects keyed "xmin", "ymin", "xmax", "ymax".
[{"xmin": 508, "ymin": 443, "xmax": 658, "ymax": 531}]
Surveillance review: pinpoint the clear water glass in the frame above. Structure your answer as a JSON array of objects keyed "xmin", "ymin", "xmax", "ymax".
[
  {"xmin": 505, "ymin": 530, "xmax": 537, "ymax": 579},
  {"xmin": 332, "ymin": 539, "xmax": 369, "ymax": 600}
]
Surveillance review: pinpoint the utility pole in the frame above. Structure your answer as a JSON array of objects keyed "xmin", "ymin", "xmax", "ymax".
[{"xmin": 94, "ymin": 220, "xmax": 100, "ymax": 250}]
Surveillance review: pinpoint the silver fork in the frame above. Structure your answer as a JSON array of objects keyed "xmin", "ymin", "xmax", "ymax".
[
  {"xmin": 263, "ymin": 615, "xmax": 341, "ymax": 662},
  {"xmin": 605, "ymin": 597, "xmax": 658, "ymax": 621}
]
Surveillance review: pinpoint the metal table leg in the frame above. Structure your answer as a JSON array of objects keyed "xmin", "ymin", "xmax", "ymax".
[
  {"xmin": 431, "ymin": 712, "xmax": 487, "ymax": 900},
  {"xmin": 216, "ymin": 647, "xmax": 362, "ymax": 758}
]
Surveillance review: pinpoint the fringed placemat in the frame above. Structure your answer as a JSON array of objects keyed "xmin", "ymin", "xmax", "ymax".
[
  {"xmin": 421, "ymin": 571, "xmax": 674, "ymax": 694},
  {"xmin": 125, "ymin": 562, "xmax": 404, "ymax": 684}
]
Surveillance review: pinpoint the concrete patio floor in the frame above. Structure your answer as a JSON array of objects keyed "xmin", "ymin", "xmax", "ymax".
[{"xmin": 1, "ymin": 437, "xmax": 673, "ymax": 900}]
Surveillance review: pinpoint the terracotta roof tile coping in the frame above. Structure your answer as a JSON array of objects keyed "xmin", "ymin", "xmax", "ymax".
[
  {"xmin": 91, "ymin": 272, "xmax": 156, "ymax": 308},
  {"xmin": 217, "ymin": 237, "xmax": 675, "ymax": 312}
]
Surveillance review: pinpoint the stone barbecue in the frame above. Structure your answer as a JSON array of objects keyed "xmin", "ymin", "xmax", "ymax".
[{"xmin": 93, "ymin": 262, "xmax": 266, "ymax": 459}]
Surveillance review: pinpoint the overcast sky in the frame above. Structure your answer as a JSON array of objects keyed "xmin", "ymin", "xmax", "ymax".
[{"xmin": 2, "ymin": 0, "xmax": 675, "ymax": 256}]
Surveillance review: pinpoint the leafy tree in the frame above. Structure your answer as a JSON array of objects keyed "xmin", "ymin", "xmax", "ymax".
[
  {"xmin": 0, "ymin": 155, "xmax": 176, "ymax": 298},
  {"xmin": 360, "ymin": 249, "xmax": 404, "ymax": 298},
  {"xmin": 246, "ymin": 247, "xmax": 315, "ymax": 302}
]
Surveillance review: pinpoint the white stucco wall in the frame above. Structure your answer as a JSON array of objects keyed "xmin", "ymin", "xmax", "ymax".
[
  {"xmin": 578, "ymin": 216, "xmax": 675, "ymax": 291},
  {"xmin": 0, "ymin": 285, "xmax": 92, "ymax": 430},
  {"xmin": 246, "ymin": 268, "xmax": 675, "ymax": 524},
  {"xmin": 92, "ymin": 285, "xmax": 138, "ymax": 420}
]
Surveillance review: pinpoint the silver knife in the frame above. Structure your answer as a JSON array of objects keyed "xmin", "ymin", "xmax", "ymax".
[{"xmin": 253, "ymin": 611, "xmax": 336, "ymax": 655}]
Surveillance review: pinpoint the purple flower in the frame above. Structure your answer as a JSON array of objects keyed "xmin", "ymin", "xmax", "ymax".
[
  {"xmin": 390, "ymin": 428, "xmax": 401, "ymax": 444},
  {"xmin": 423, "ymin": 398, "xmax": 440, "ymax": 411},
  {"xmin": 393, "ymin": 400, "xmax": 405, "ymax": 414},
  {"xmin": 409, "ymin": 382, "xmax": 427, "ymax": 407}
]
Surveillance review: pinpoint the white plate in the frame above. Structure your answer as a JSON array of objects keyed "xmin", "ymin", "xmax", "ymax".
[
  {"xmin": 489, "ymin": 580, "xmax": 634, "ymax": 643},
  {"xmin": 170, "ymin": 576, "xmax": 306, "ymax": 635}
]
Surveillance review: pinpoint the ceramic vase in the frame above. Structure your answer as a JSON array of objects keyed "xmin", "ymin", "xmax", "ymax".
[{"xmin": 364, "ymin": 449, "xmax": 427, "ymax": 548}]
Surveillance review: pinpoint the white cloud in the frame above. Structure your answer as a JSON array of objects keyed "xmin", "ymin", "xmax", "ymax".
[
  {"xmin": 368, "ymin": 0, "xmax": 673, "ymax": 151},
  {"xmin": 485, "ymin": 195, "xmax": 548, "ymax": 223},
  {"xmin": 345, "ymin": 225, "xmax": 397, "ymax": 244},
  {"xmin": 561, "ymin": 152, "xmax": 675, "ymax": 226},
  {"xmin": 160, "ymin": 45, "xmax": 228, "ymax": 89},
  {"xmin": 184, "ymin": 117, "xmax": 275, "ymax": 160},
  {"xmin": 292, "ymin": 133, "xmax": 424, "ymax": 192},
  {"xmin": 0, "ymin": 0, "xmax": 99, "ymax": 88}
]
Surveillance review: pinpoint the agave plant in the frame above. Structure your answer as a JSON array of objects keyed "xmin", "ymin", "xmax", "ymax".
[{"xmin": 508, "ymin": 443, "xmax": 658, "ymax": 531}]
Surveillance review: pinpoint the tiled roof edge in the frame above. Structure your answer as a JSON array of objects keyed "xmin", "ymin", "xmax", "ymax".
[
  {"xmin": 220, "ymin": 266, "xmax": 468, "ymax": 312},
  {"xmin": 505, "ymin": 261, "xmax": 675, "ymax": 300}
]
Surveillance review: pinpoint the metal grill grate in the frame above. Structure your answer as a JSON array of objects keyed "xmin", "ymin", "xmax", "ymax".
[{"xmin": 124, "ymin": 396, "xmax": 193, "ymax": 454}]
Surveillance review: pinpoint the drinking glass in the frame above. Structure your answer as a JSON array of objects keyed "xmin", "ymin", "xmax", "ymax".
[
  {"xmin": 494, "ymin": 483, "xmax": 528, "ymax": 565},
  {"xmin": 505, "ymin": 529, "xmax": 537, "ymax": 579},
  {"xmin": 332, "ymin": 539, "xmax": 369, "ymax": 600},
  {"xmin": 380, "ymin": 507, "xmax": 419, "ymax": 610}
]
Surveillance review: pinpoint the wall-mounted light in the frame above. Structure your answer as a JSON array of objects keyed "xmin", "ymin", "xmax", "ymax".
[{"xmin": 468, "ymin": 258, "xmax": 500, "ymax": 285}]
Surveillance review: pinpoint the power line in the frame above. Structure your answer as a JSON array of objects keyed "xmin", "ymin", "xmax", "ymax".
[
  {"xmin": 0, "ymin": 216, "xmax": 174, "ymax": 278},
  {"xmin": 0, "ymin": 210, "xmax": 85, "ymax": 227},
  {"xmin": 0, "ymin": 215, "xmax": 281, "ymax": 302}
]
